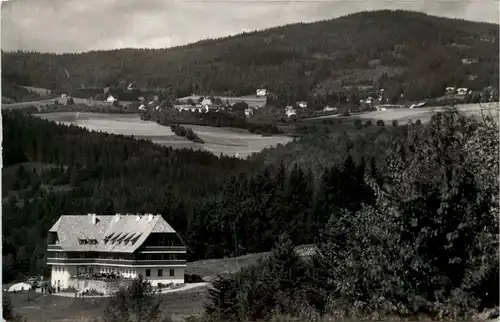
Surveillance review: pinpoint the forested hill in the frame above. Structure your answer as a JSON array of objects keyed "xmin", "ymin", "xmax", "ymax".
[{"xmin": 2, "ymin": 10, "xmax": 498, "ymax": 103}]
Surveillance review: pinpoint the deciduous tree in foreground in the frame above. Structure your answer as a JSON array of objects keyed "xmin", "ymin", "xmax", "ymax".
[
  {"xmin": 104, "ymin": 275, "xmax": 172, "ymax": 322},
  {"xmin": 205, "ymin": 107, "xmax": 499, "ymax": 321}
]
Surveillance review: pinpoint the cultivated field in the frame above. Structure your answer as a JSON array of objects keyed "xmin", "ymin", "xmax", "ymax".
[
  {"xmin": 35, "ymin": 112, "xmax": 292, "ymax": 158},
  {"xmin": 20, "ymin": 85, "xmax": 52, "ymax": 96},
  {"xmin": 310, "ymin": 102, "xmax": 499, "ymax": 123},
  {"xmin": 2, "ymin": 98, "xmax": 133, "ymax": 110}
]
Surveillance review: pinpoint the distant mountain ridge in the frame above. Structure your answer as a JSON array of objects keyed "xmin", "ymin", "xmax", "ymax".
[{"xmin": 2, "ymin": 10, "xmax": 498, "ymax": 104}]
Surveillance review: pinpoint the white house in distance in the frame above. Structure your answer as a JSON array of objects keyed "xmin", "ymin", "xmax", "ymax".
[
  {"xmin": 323, "ymin": 106, "xmax": 337, "ymax": 113},
  {"xmin": 445, "ymin": 87, "xmax": 456, "ymax": 95},
  {"xmin": 106, "ymin": 94, "xmax": 117, "ymax": 103},
  {"xmin": 297, "ymin": 101, "xmax": 308, "ymax": 108},
  {"xmin": 285, "ymin": 105, "xmax": 297, "ymax": 117},
  {"xmin": 456, "ymin": 88, "xmax": 469, "ymax": 96},
  {"xmin": 244, "ymin": 108, "xmax": 254, "ymax": 117},
  {"xmin": 256, "ymin": 88, "xmax": 267, "ymax": 97},
  {"xmin": 47, "ymin": 213, "xmax": 186, "ymax": 291}
]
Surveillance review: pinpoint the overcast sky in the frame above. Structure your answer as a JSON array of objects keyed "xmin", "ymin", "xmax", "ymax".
[{"xmin": 1, "ymin": 0, "xmax": 499, "ymax": 53}]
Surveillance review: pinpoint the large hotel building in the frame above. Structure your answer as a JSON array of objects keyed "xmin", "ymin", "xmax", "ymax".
[{"xmin": 47, "ymin": 213, "xmax": 187, "ymax": 291}]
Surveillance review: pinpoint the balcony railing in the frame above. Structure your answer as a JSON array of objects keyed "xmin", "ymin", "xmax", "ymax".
[
  {"xmin": 139, "ymin": 245, "xmax": 186, "ymax": 252},
  {"xmin": 47, "ymin": 244, "xmax": 62, "ymax": 251},
  {"xmin": 47, "ymin": 257, "xmax": 186, "ymax": 266}
]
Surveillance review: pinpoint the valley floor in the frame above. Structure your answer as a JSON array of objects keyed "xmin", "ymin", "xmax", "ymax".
[{"xmin": 34, "ymin": 112, "xmax": 292, "ymax": 158}]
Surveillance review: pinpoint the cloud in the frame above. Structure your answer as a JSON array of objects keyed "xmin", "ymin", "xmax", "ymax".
[{"xmin": 1, "ymin": 0, "xmax": 498, "ymax": 53}]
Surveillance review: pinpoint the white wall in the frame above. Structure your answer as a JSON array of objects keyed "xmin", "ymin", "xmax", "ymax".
[
  {"xmin": 51, "ymin": 265, "xmax": 75, "ymax": 289},
  {"xmin": 137, "ymin": 266, "xmax": 185, "ymax": 286},
  {"xmin": 51, "ymin": 265, "xmax": 185, "ymax": 288}
]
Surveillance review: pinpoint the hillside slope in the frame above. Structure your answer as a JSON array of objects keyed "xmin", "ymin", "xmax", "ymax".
[{"xmin": 2, "ymin": 10, "xmax": 498, "ymax": 103}]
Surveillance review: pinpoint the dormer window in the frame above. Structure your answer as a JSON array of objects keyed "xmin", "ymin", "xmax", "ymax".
[
  {"xmin": 131, "ymin": 233, "xmax": 142, "ymax": 245},
  {"xmin": 123, "ymin": 233, "xmax": 135, "ymax": 245},
  {"xmin": 78, "ymin": 238, "xmax": 98, "ymax": 245},
  {"xmin": 104, "ymin": 232, "xmax": 114, "ymax": 244}
]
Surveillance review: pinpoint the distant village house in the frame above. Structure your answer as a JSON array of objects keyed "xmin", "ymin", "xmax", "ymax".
[
  {"xmin": 285, "ymin": 106, "xmax": 297, "ymax": 117},
  {"xmin": 106, "ymin": 94, "xmax": 117, "ymax": 103},
  {"xmin": 461, "ymin": 58, "xmax": 478, "ymax": 65},
  {"xmin": 456, "ymin": 88, "xmax": 469, "ymax": 96},
  {"xmin": 256, "ymin": 88, "xmax": 267, "ymax": 97},
  {"xmin": 296, "ymin": 101, "xmax": 308, "ymax": 108}
]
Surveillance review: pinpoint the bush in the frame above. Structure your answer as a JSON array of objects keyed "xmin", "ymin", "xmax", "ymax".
[
  {"xmin": 2, "ymin": 294, "xmax": 14, "ymax": 320},
  {"xmin": 353, "ymin": 119, "xmax": 362, "ymax": 130},
  {"xmin": 170, "ymin": 124, "xmax": 204, "ymax": 144},
  {"xmin": 415, "ymin": 119, "xmax": 422, "ymax": 125},
  {"xmin": 392, "ymin": 119, "xmax": 399, "ymax": 127},
  {"xmin": 185, "ymin": 128, "xmax": 196, "ymax": 140},
  {"xmin": 185, "ymin": 274, "xmax": 204, "ymax": 283},
  {"xmin": 104, "ymin": 275, "xmax": 172, "ymax": 322},
  {"xmin": 376, "ymin": 119, "xmax": 385, "ymax": 127},
  {"xmin": 364, "ymin": 120, "xmax": 373, "ymax": 127},
  {"xmin": 62, "ymin": 286, "xmax": 78, "ymax": 293}
]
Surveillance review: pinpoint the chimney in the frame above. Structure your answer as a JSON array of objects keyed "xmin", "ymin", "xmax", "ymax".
[
  {"xmin": 115, "ymin": 213, "xmax": 121, "ymax": 222},
  {"xmin": 148, "ymin": 213, "xmax": 153, "ymax": 222},
  {"xmin": 92, "ymin": 213, "xmax": 97, "ymax": 225}
]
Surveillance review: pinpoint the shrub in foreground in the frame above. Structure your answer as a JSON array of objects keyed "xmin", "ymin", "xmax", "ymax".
[{"xmin": 104, "ymin": 275, "xmax": 172, "ymax": 322}]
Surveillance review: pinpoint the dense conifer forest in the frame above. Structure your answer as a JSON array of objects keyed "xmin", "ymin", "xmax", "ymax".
[
  {"xmin": 2, "ymin": 109, "xmax": 389, "ymax": 279},
  {"xmin": 2, "ymin": 8, "xmax": 499, "ymax": 321},
  {"xmin": 2, "ymin": 10, "xmax": 498, "ymax": 104},
  {"xmin": 3, "ymin": 104, "xmax": 498, "ymax": 320}
]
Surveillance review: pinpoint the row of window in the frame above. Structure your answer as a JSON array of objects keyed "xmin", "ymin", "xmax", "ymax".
[
  {"xmin": 48, "ymin": 252, "xmax": 186, "ymax": 261},
  {"xmin": 52, "ymin": 266, "xmax": 175, "ymax": 277},
  {"xmin": 135, "ymin": 254, "xmax": 186, "ymax": 261},
  {"xmin": 100, "ymin": 267, "xmax": 135, "ymax": 275},
  {"xmin": 146, "ymin": 268, "xmax": 174, "ymax": 277},
  {"xmin": 78, "ymin": 238, "xmax": 98, "ymax": 245}
]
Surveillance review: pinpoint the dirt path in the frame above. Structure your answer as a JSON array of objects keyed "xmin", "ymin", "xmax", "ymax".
[{"xmin": 35, "ymin": 282, "xmax": 209, "ymax": 298}]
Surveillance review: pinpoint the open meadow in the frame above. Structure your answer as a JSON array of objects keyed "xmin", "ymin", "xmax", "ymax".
[
  {"xmin": 35, "ymin": 112, "xmax": 292, "ymax": 158},
  {"xmin": 2, "ymin": 97, "xmax": 134, "ymax": 110},
  {"xmin": 4, "ymin": 286, "xmax": 209, "ymax": 322},
  {"xmin": 309, "ymin": 102, "xmax": 499, "ymax": 124}
]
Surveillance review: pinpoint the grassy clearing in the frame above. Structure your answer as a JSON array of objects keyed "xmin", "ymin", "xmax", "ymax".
[
  {"xmin": 2, "ymin": 98, "xmax": 133, "ymax": 109},
  {"xmin": 186, "ymin": 252, "xmax": 269, "ymax": 281},
  {"xmin": 4, "ymin": 288, "xmax": 208, "ymax": 322},
  {"xmin": 307, "ymin": 103, "xmax": 499, "ymax": 124},
  {"xmin": 35, "ymin": 112, "xmax": 292, "ymax": 158}
]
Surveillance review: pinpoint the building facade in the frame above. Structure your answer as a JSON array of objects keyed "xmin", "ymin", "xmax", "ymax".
[{"xmin": 47, "ymin": 213, "xmax": 186, "ymax": 290}]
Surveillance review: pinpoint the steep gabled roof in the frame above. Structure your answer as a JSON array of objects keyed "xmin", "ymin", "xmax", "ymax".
[{"xmin": 49, "ymin": 214, "xmax": 178, "ymax": 253}]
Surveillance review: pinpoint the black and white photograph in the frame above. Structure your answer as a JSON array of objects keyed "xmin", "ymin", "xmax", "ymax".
[{"xmin": 1, "ymin": 0, "xmax": 499, "ymax": 321}]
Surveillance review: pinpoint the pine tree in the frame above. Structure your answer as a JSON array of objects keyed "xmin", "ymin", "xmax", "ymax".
[{"xmin": 205, "ymin": 274, "xmax": 240, "ymax": 320}]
